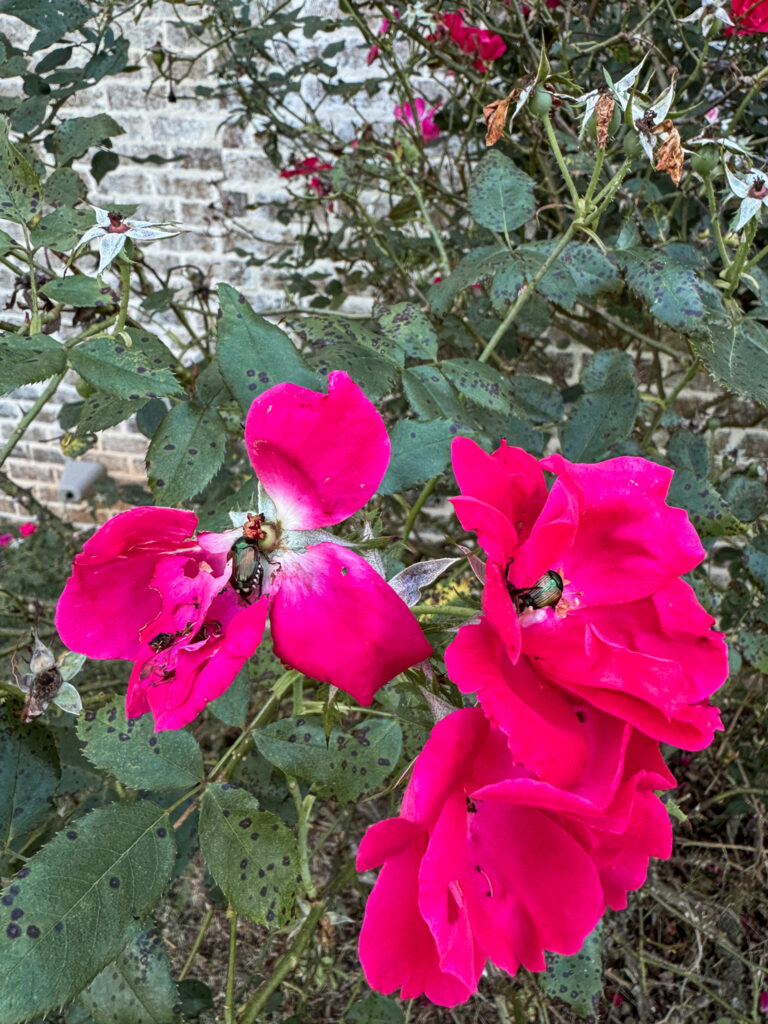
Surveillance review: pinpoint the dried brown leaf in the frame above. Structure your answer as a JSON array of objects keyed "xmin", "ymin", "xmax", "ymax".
[
  {"xmin": 594, "ymin": 93, "xmax": 615, "ymax": 150},
  {"xmin": 654, "ymin": 120, "xmax": 684, "ymax": 186},
  {"xmin": 484, "ymin": 89, "xmax": 518, "ymax": 146}
]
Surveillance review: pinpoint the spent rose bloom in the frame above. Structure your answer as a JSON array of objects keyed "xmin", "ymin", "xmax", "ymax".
[
  {"xmin": 446, "ymin": 438, "xmax": 728, "ymax": 750},
  {"xmin": 56, "ymin": 372, "xmax": 430, "ymax": 730},
  {"xmin": 75, "ymin": 207, "xmax": 177, "ymax": 276},
  {"xmin": 358, "ymin": 706, "xmax": 673, "ymax": 1006},
  {"xmin": 393, "ymin": 97, "xmax": 441, "ymax": 141},
  {"xmin": 724, "ymin": 163, "xmax": 768, "ymax": 231}
]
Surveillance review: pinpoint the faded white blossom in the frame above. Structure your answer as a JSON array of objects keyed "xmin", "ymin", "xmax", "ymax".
[
  {"xmin": 724, "ymin": 164, "xmax": 768, "ymax": 232},
  {"xmin": 75, "ymin": 206, "xmax": 178, "ymax": 275},
  {"xmin": 680, "ymin": 0, "xmax": 733, "ymax": 35}
]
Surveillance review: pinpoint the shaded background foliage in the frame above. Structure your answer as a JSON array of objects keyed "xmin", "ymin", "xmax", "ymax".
[{"xmin": 0, "ymin": 0, "xmax": 766, "ymax": 1021}]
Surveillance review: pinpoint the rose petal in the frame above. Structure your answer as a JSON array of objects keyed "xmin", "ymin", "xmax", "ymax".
[
  {"xmin": 244, "ymin": 371, "xmax": 390, "ymax": 530},
  {"xmin": 269, "ymin": 543, "xmax": 431, "ymax": 704},
  {"xmin": 56, "ymin": 508, "xmax": 199, "ymax": 660}
]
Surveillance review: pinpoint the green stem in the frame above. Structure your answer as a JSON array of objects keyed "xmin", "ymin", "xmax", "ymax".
[
  {"xmin": 114, "ymin": 259, "xmax": 131, "ymax": 335},
  {"xmin": 400, "ymin": 476, "xmax": 438, "ymax": 548},
  {"xmin": 641, "ymin": 360, "xmax": 700, "ymax": 446},
  {"xmin": 224, "ymin": 908, "xmax": 238, "ymax": 1024},
  {"xmin": 237, "ymin": 901, "xmax": 325, "ymax": 1024},
  {"xmin": 745, "ymin": 240, "xmax": 768, "ymax": 272},
  {"xmin": 585, "ymin": 158, "xmax": 632, "ymax": 225},
  {"xmin": 725, "ymin": 219, "xmax": 757, "ymax": 296},
  {"xmin": 0, "ymin": 470, "xmax": 74, "ymax": 542},
  {"xmin": 703, "ymin": 173, "xmax": 730, "ymax": 270},
  {"xmin": 179, "ymin": 907, "xmax": 214, "ymax": 981},
  {"xmin": 409, "ymin": 603, "xmax": 480, "ymax": 618},
  {"xmin": 583, "ymin": 148, "xmax": 605, "ymax": 207},
  {"xmin": 288, "ymin": 776, "xmax": 318, "ymax": 899},
  {"xmin": 543, "ymin": 116, "xmax": 581, "ymax": 210},
  {"xmin": 403, "ymin": 174, "xmax": 451, "ymax": 277},
  {"xmin": 0, "ymin": 372, "xmax": 66, "ymax": 469},
  {"xmin": 728, "ymin": 64, "xmax": 768, "ymax": 131},
  {"xmin": 21, "ymin": 227, "xmax": 40, "ymax": 334},
  {"xmin": 479, "ymin": 226, "xmax": 575, "ymax": 363}
]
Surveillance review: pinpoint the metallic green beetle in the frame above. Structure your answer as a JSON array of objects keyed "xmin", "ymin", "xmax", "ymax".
[
  {"xmin": 507, "ymin": 570, "xmax": 563, "ymax": 613},
  {"xmin": 229, "ymin": 536, "xmax": 265, "ymax": 601}
]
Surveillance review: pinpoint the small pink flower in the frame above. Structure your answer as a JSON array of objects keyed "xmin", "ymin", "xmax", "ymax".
[
  {"xmin": 0, "ymin": 534, "xmax": 13, "ymax": 547},
  {"xmin": 56, "ymin": 372, "xmax": 431, "ymax": 730},
  {"xmin": 280, "ymin": 157, "xmax": 332, "ymax": 179},
  {"xmin": 436, "ymin": 10, "xmax": 506, "ymax": 71},
  {"xmin": 759, "ymin": 991, "xmax": 768, "ymax": 1013},
  {"xmin": 446, "ymin": 438, "xmax": 728, "ymax": 750},
  {"xmin": 358, "ymin": 706, "xmax": 673, "ymax": 1005},
  {"xmin": 19, "ymin": 522, "xmax": 37, "ymax": 537},
  {"xmin": 705, "ymin": 106, "xmax": 720, "ymax": 124},
  {"xmin": 366, "ymin": 44, "xmax": 380, "ymax": 64},
  {"xmin": 393, "ymin": 97, "xmax": 441, "ymax": 141}
]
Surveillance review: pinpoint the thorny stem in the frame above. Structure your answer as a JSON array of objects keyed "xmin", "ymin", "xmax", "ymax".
[
  {"xmin": 583, "ymin": 148, "xmax": 605, "ymax": 207},
  {"xmin": 642, "ymin": 360, "xmax": 700, "ymax": 446},
  {"xmin": 21, "ymin": 227, "xmax": 40, "ymax": 335},
  {"xmin": 179, "ymin": 907, "xmax": 214, "ymax": 981},
  {"xmin": 287, "ymin": 776, "xmax": 318, "ymax": 899},
  {"xmin": 402, "ymin": 172, "xmax": 451, "ymax": 277},
  {"xmin": 237, "ymin": 901, "xmax": 326, "ymax": 1024},
  {"xmin": 543, "ymin": 116, "xmax": 581, "ymax": 210},
  {"xmin": 224, "ymin": 908, "xmax": 238, "ymax": 1024}
]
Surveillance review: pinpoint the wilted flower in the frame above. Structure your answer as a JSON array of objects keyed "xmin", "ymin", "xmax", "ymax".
[
  {"xmin": 393, "ymin": 97, "xmax": 441, "ymax": 140},
  {"xmin": 724, "ymin": 163, "xmax": 768, "ymax": 231},
  {"xmin": 576, "ymin": 57, "xmax": 647, "ymax": 141},
  {"xmin": 680, "ymin": 0, "xmax": 733, "ymax": 34},
  {"xmin": 75, "ymin": 207, "xmax": 178, "ymax": 276},
  {"xmin": 56, "ymin": 372, "xmax": 431, "ymax": 730},
  {"xmin": 358, "ymin": 706, "xmax": 673, "ymax": 1006},
  {"xmin": 446, "ymin": 438, "xmax": 728, "ymax": 750},
  {"xmin": 630, "ymin": 79, "xmax": 676, "ymax": 162}
]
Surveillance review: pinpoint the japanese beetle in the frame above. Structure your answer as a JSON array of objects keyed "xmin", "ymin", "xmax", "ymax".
[
  {"xmin": 507, "ymin": 570, "xmax": 563, "ymax": 613},
  {"xmin": 229, "ymin": 537, "xmax": 265, "ymax": 601}
]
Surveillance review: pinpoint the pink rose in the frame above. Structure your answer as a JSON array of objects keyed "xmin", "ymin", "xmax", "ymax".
[
  {"xmin": 280, "ymin": 157, "xmax": 332, "ymax": 179},
  {"xmin": 358, "ymin": 706, "xmax": 673, "ymax": 1005},
  {"xmin": 19, "ymin": 522, "xmax": 37, "ymax": 537},
  {"xmin": 393, "ymin": 97, "xmax": 441, "ymax": 140},
  {"xmin": 56, "ymin": 372, "xmax": 430, "ymax": 730},
  {"xmin": 0, "ymin": 534, "xmax": 13, "ymax": 547},
  {"xmin": 728, "ymin": 0, "xmax": 768, "ymax": 32},
  {"xmin": 446, "ymin": 438, "xmax": 728, "ymax": 750},
  {"xmin": 439, "ymin": 10, "xmax": 506, "ymax": 71}
]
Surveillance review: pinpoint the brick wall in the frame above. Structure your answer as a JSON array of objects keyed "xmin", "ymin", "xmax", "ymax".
[{"xmin": 0, "ymin": 1, "xmax": 376, "ymax": 524}]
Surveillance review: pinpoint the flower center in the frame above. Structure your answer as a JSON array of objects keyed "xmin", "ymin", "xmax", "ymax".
[
  {"xmin": 748, "ymin": 178, "xmax": 767, "ymax": 200},
  {"xmin": 228, "ymin": 513, "xmax": 281, "ymax": 602},
  {"xmin": 107, "ymin": 211, "xmax": 131, "ymax": 234},
  {"xmin": 506, "ymin": 569, "xmax": 564, "ymax": 614}
]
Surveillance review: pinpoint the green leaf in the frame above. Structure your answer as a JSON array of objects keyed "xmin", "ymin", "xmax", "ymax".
[
  {"xmin": 305, "ymin": 339, "xmax": 399, "ymax": 401},
  {"xmin": 468, "ymin": 149, "xmax": 536, "ymax": 234},
  {"xmin": 380, "ymin": 419, "xmax": 459, "ymax": 494},
  {"xmin": 0, "ymin": 0, "xmax": 92, "ymax": 52},
  {"xmin": 199, "ymin": 784, "xmax": 298, "ymax": 927},
  {"xmin": 230, "ymin": 750, "xmax": 296, "ymax": 827},
  {"xmin": 745, "ymin": 539, "xmax": 768, "ymax": 590},
  {"xmin": 561, "ymin": 244, "xmax": 622, "ymax": 298},
  {"xmin": 209, "ymin": 665, "xmax": 250, "ymax": 729},
  {"xmin": 39, "ymin": 275, "xmax": 114, "ymax": 308},
  {"xmin": 560, "ymin": 349, "xmax": 639, "ymax": 461},
  {"xmin": 346, "ymin": 993, "xmax": 405, "ymax": 1024},
  {"xmin": 70, "ymin": 328, "xmax": 181, "ymax": 401},
  {"xmin": 402, "ymin": 365, "xmax": 467, "ymax": 422},
  {"xmin": 617, "ymin": 247, "xmax": 711, "ymax": 336},
  {"xmin": 42, "ymin": 167, "xmax": 86, "ymax": 206},
  {"xmin": 29, "ymin": 205, "xmax": 95, "ymax": 250},
  {"xmin": 543, "ymin": 923, "xmax": 602, "ymax": 1020},
  {"xmin": 667, "ymin": 468, "xmax": 747, "ymax": 537},
  {"xmin": 739, "ymin": 629, "xmax": 768, "ymax": 671},
  {"xmin": 90, "ymin": 150, "xmax": 119, "ymax": 184},
  {"xmin": 0, "ymin": 800, "xmax": 176, "ymax": 1024},
  {"xmin": 0, "ymin": 706, "xmax": 60, "ymax": 847},
  {"xmin": 146, "ymin": 401, "xmax": 227, "ymax": 505},
  {"xmin": 376, "ymin": 303, "xmax": 438, "ymax": 360},
  {"xmin": 77, "ymin": 696, "xmax": 204, "ymax": 791},
  {"xmin": 52, "ymin": 114, "xmax": 124, "ymax": 166},
  {"xmin": 0, "ymin": 333, "xmax": 65, "ymax": 393},
  {"xmin": 253, "ymin": 716, "xmax": 402, "ymax": 803},
  {"xmin": 508, "ymin": 375, "xmax": 564, "ymax": 424},
  {"xmin": 79, "ymin": 923, "xmax": 182, "ymax": 1024},
  {"xmin": 428, "ymin": 245, "xmax": 508, "ymax": 317},
  {"xmin": 719, "ymin": 476, "xmax": 767, "ymax": 522},
  {"xmin": 667, "ymin": 430, "xmax": 710, "ymax": 477},
  {"xmin": 692, "ymin": 319, "xmax": 768, "ymax": 408},
  {"xmin": 441, "ymin": 357, "xmax": 513, "ymax": 413},
  {"xmin": 216, "ymin": 284, "xmax": 317, "ymax": 413},
  {"xmin": 76, "ymin": 392, "xmax": 148, "ymax": 434},
  {"xmin": 0, "ymin": 114, "xmax": 41, "ymax": 224}
]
